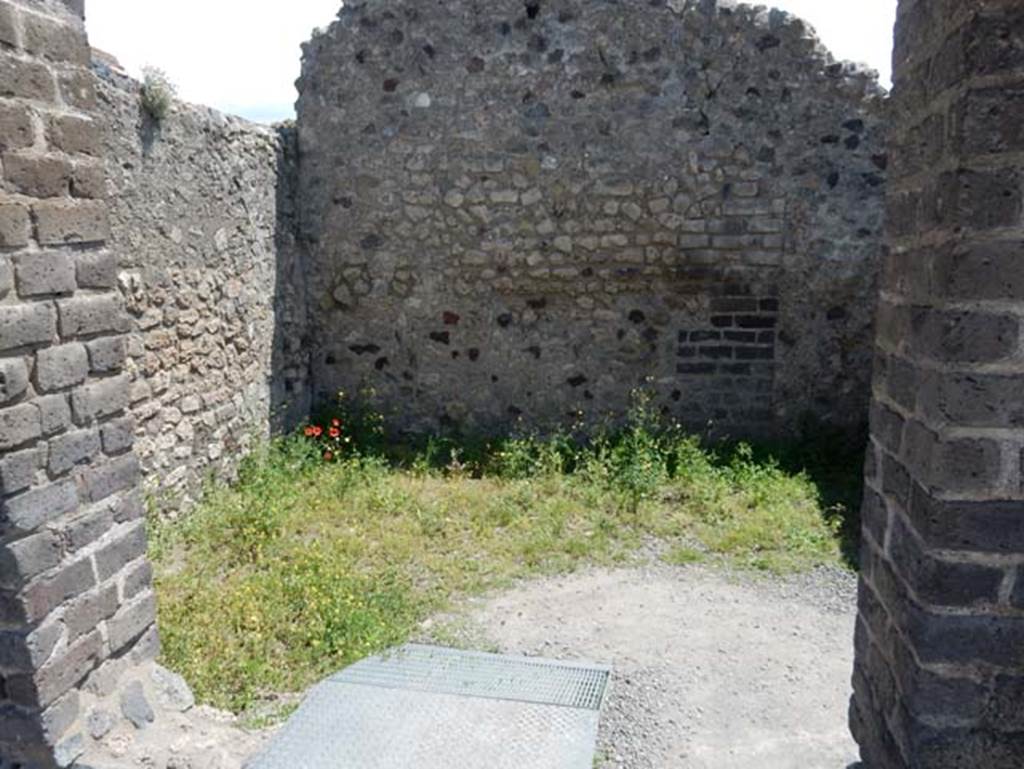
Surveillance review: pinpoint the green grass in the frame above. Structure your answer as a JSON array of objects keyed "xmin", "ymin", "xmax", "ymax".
[{"xmin": 150, "ymin": 397, "xmax": 861, "ymax": 715}]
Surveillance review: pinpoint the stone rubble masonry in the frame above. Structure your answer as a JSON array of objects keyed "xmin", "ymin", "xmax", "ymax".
[
  {"xmin": 0, "ymin": 1, "xmax": 157, "ymax": 767},
  {"xmin": 297, "ymin": 0, "xmax": 887, "ymax": 438},
  {"xmin": 851, "ymin": 0, "xmax": 1024, "ymax": 767},
  {"xmin": 97, "ymin": 65, "xmax": 307, "ymax": 511},
  {"xmin": 6, "ymin": 0, "xmax": 1020, "ymax": 765}
]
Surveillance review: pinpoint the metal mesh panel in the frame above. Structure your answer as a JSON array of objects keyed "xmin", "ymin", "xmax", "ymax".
[
  {"xmin": 331, "ymin": 644, "xmax": 610, "ymax": 710},
  {"xmin": 247, "ymin": 645, "xmax": 610, "ymax": 769}
]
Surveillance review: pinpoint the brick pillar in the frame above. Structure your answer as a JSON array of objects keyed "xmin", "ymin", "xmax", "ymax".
[
  {"xmin": 851, "ymin": 1, "xmax": 1024, "ymax": 766},
  {"xmin": 0, "ymin": 1, "xmax": 158, "ymax": 766}
]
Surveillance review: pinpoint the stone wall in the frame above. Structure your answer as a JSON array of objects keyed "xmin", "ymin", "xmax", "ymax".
[
  {"xmin": 296, "ymin": 0, "xmax": 887, "ymax": 438},
  {"xmin": 97, "ymin": 68, "xmax": 307, "ymax": 509},
  {"xmin": 851, "ymin": 0, "xmax": 1024, "ymax": 766},
  {"xmin": 0, "ymin": 1, "xmax": 157, "ymax": 765}
]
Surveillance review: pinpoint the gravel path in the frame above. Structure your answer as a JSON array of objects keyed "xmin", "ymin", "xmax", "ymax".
[
  {"xmin": 450, "ymin": 563, "xmax": 862, "ymax": 769},
  {"xmin": 81, "ymin": 563, "xmax": 862, "ymax": 768}
]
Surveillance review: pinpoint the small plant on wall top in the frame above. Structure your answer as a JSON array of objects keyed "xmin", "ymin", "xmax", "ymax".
[{"xmin": 141, "ymin": 66, "xmax": 176, "ymax": 122}]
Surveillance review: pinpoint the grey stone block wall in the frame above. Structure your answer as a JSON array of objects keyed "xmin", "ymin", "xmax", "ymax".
[
  {"xmin": 0, "ymin": 1, "xmax": 157, "ymax": 766},
  {"xmin": 851, "ymin": 0, "xmax": 1024, "ymax": 766},
  {"xmin": 296, "ymin": 0, "xmax": 887, "ymax": 438},
  {"xmin": 95, "ymin": 68, "xmax": 308, "ymax": 510}
]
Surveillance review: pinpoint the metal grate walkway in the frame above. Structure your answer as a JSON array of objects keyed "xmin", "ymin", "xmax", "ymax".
[{"xmin": 247, "ymin": 644, "xmax": 611, "ymax": 769}]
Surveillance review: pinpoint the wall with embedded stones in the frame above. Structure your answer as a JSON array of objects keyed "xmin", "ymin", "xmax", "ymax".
[
  {"xmin": 0, "ymin": 1, "xmax": 161, "ymax": 766},
  {"xmin": 296, "ymin": 0, "xmax": 888, "ymax": 438},
  {"xmin": 852, "ymin": 0, "xmax": 1024, "ymax": 766},
  {"xmin": 96, "ymin": 67, "xmax": 307, "ymax": 509}
]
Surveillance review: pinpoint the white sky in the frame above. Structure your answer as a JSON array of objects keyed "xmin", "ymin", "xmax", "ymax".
[{"xmin": 86, "ymin": 0, "xmax": 897, "ymax": 124}]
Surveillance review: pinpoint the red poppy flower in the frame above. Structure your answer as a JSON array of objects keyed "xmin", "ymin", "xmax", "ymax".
[
  {"xmin": 329, "ymin": 427, "xmax": 340, "ymax": 438},
  {"xmin": 304, "ymin": 426, "xmax": 315, "ymax": 437},
  {"xmin": 323, "ymin": 451, "xmax": 334, "ymax": 462},
  {"xmin": 331, "ymin": 418, "xmax": 341, "ymax": 427},
  {"xmin": 312, "ymin": 426, "xmax": 323, "ymax": 437}
]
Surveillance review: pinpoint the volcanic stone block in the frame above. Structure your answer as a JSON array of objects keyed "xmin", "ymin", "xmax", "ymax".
[
  {"xmin": 34, "ymin": 199, "xmax": 109, "ymax": 245},
  {"xmin": 0, "ymin": 357, "xmax": 29, "ymax": 404},
  {"xmin": 36, "ymin": 342, "xmax": 88, "ymax": 392},
  {"xmin": 0, "ymin": 402, "xmax": 42, "ymax": 451},
  {"xmin": 0, "ymin": 478, "xmax": 78, "ymax": 532},
  {"xmin": 0, "ymin": 303, "xmax": 56, "ymax": 353},
  {"xmin": 70, "ymin": 374, "xmax": 130, "ymax": 423},
  {"xmin": 57, "ymin": 295, "xmax": 126, "ymax": 337}
]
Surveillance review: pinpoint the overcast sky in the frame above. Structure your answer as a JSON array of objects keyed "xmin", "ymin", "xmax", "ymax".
[{"xmin": 86, "ymin": 0, "xmax": 897, "ymax": 124}]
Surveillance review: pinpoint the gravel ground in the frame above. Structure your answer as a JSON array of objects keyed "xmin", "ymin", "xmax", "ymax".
[
  {"xmin": 443, "ymin": 562, "xmax": 862, "ymax": 769},
  {"xmin": 72, "ymin": 663, "xmax": 271, "ymax": 769},
  {"xmin": 81, "ymin": 563, "xmax": 862, "ymax": 768}
]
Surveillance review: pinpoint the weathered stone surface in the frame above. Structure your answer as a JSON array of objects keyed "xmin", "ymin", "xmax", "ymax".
[
  {"xmin": 111, "ymin": 488, "xmax": 145, "ymax": 524},
  {"xmin": 47, "ymin": 427, "xmax": 100, "ymax": 475},
  {"xmin": 64, "ymin": 583, "xmax": 118, "ymax": 642},
  {"xmin": 99, "ymin": 68, "xmax": 301, "ymax": 507},
  {"xmin": 22, "ymin": 11, "xmax": 89, "ymax": 65},
  {"xmin": 121, "ymin": 558, "xmax": 152, "ymax": 600},
  {"xmin": 15, "ymin": 251, "xmax": 77, "ymax": 296},
  {"xmin": 53, "ymin": 731, "xmax": 85, "ymax": 767},
  {"xmin": 0, "ymin": 621, "xmax": 61, "ymax": 672},
  {"xmin": 1, "ymin": 477, "xmax": 77, "ymax": 532},
  {"xmin": 297, "ymin": 0, "xmax": 885, "ymax": 439},
  {"xmin": 0, "ymin": 302, "xmax": 56, "ymax": 353},
  {"xmin": 36, "ymin": 392, "xmax": 71, "ymax": 435},
  {"xmin": 49, "ymin": 113, "xmax": 100, "ymax": 156},
  {"xmin": 0, "ymin": 356, "xmax": 29, "ymax": 404},
  {"xmin": 93, "ymin": 522, "xmax": 147, "ymax": 581},
  {"xmin": 128, "ymin": 622, "xmax": 160, "ymax": 664},
  {"xmin": 62, "ymin": 506, "xmax": 113, "ymax": 552},
  {"xmin": 3, "ymin": 152, "xmax": 72, "ymax": 198},
  {"xmin": 85, "ymin": 335, "xmax": 126, "ymax": 373},
  {"xmin": 58, "ymin": 68, "xmax": 96, "ymax": 110},
  {"xmin": 0, "ymin": 102, "xmax": 34, "ymax": 152},
  {"xmin": 71, "ymin": 159, "xmax": 106, "ymax": 199},
  {"xmin": 0, "ymin": 255, "xmax": 12, "ymax": 297},
  {"xmin": 151, "ymin": 663, "xmax": 195, "ymax": 712},
  {"xmin": 106, "ymin": 593, "xmax": 156, "ymax": 654},
  {"xmin": 70, "ymin": 373, "xmax": 130, "ymax": 423},
  {"xmin": 57, "ymin": 294, "xmax": 126, "ymax": 337},
  {"xmin": 33, "ymin": 629, "xmax": 103, "ymax": 707},
  {"xmin": 83, "ymin": 656, "xmax": 131, "ymax": 699},
  {"xmin": 21, "ymin": 555, "xmax": 95, "ymax": 624},
  {"xmin": 0, "ymin": 2, "xmax": 18, "ymax": 51},
  {"xmin": 0, "ymin": 5, "xmax": 160, "ymax": 765},
  {"xmin": 86, "ymin": 708, "xmax": 115, "ymax": 740},
  {"xmin": 0, "ymin": 402, "xmax": 42, "ymax": 451},
  {"xmin": 34, "ymin": 199, "xmax": 109, "ymax": 245},
  {"xmin": 853, "ymin": 3, "xmax": 1024, "ymax": 767},
  {"xmin": 41, "ymin": 690, "xmax": 80, "ymax": 743},
  {"xmin": 0, "ymin": 447, "xmax": 39, "ymax": 495},
  {"xmin": 11, "ymin": 0, "xmax": 1024, "ymax": 766},
  {"xmin": 95, "ymin": 417, "xmax": 132, "ymax": 458},
  {"xmin": 0, "ymin": 55, "xmax": 56, "ymax": 102},
  {"xmin": 119, "ymin": 679, "xmax": 155, "ymax": 729},
  {"xmin": 35, "ymin": 342, "xmax": 89, "ymax": 392},
  {"xmin": 0, "ymin": 202, "xmax": 30, "ymax": 248},
  {"xmin": 74, "ymin": 250, "xmax": 117, "ymax": 288},
  {"xmin": 80, "ymin": 454, "xmax": 140, "ymax": 504},
  {"xmin": 0, "ymin": 704, "xmax": 45, "ymax": 750},
  {"xmin": 0, "ymin": 529, "xmax": 61, "ymax": 589}
]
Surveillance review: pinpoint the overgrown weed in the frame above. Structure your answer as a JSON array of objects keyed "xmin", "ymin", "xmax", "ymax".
[{"xmin": 152, "ymin": 391, "xmax": 861, "ymax": 713}]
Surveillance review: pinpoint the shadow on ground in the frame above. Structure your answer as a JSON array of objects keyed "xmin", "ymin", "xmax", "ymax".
[{"xmin": 744, "ymin": 419, "xmax": 867, "ymax": 571}]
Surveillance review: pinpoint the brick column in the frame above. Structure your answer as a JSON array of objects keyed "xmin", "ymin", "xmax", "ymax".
[
  {"xmin": 0, "ymin": 1, "xmax": 158, "ymax": 766},
  {"xmin": 851, "ymin": 1, "xmax": 1024, "ymax": 766}
]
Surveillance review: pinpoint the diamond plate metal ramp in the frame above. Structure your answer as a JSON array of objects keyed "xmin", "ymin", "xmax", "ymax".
[{"xmin": 247, "ymin": 644, "xmax": 611, "ymax": 769}]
